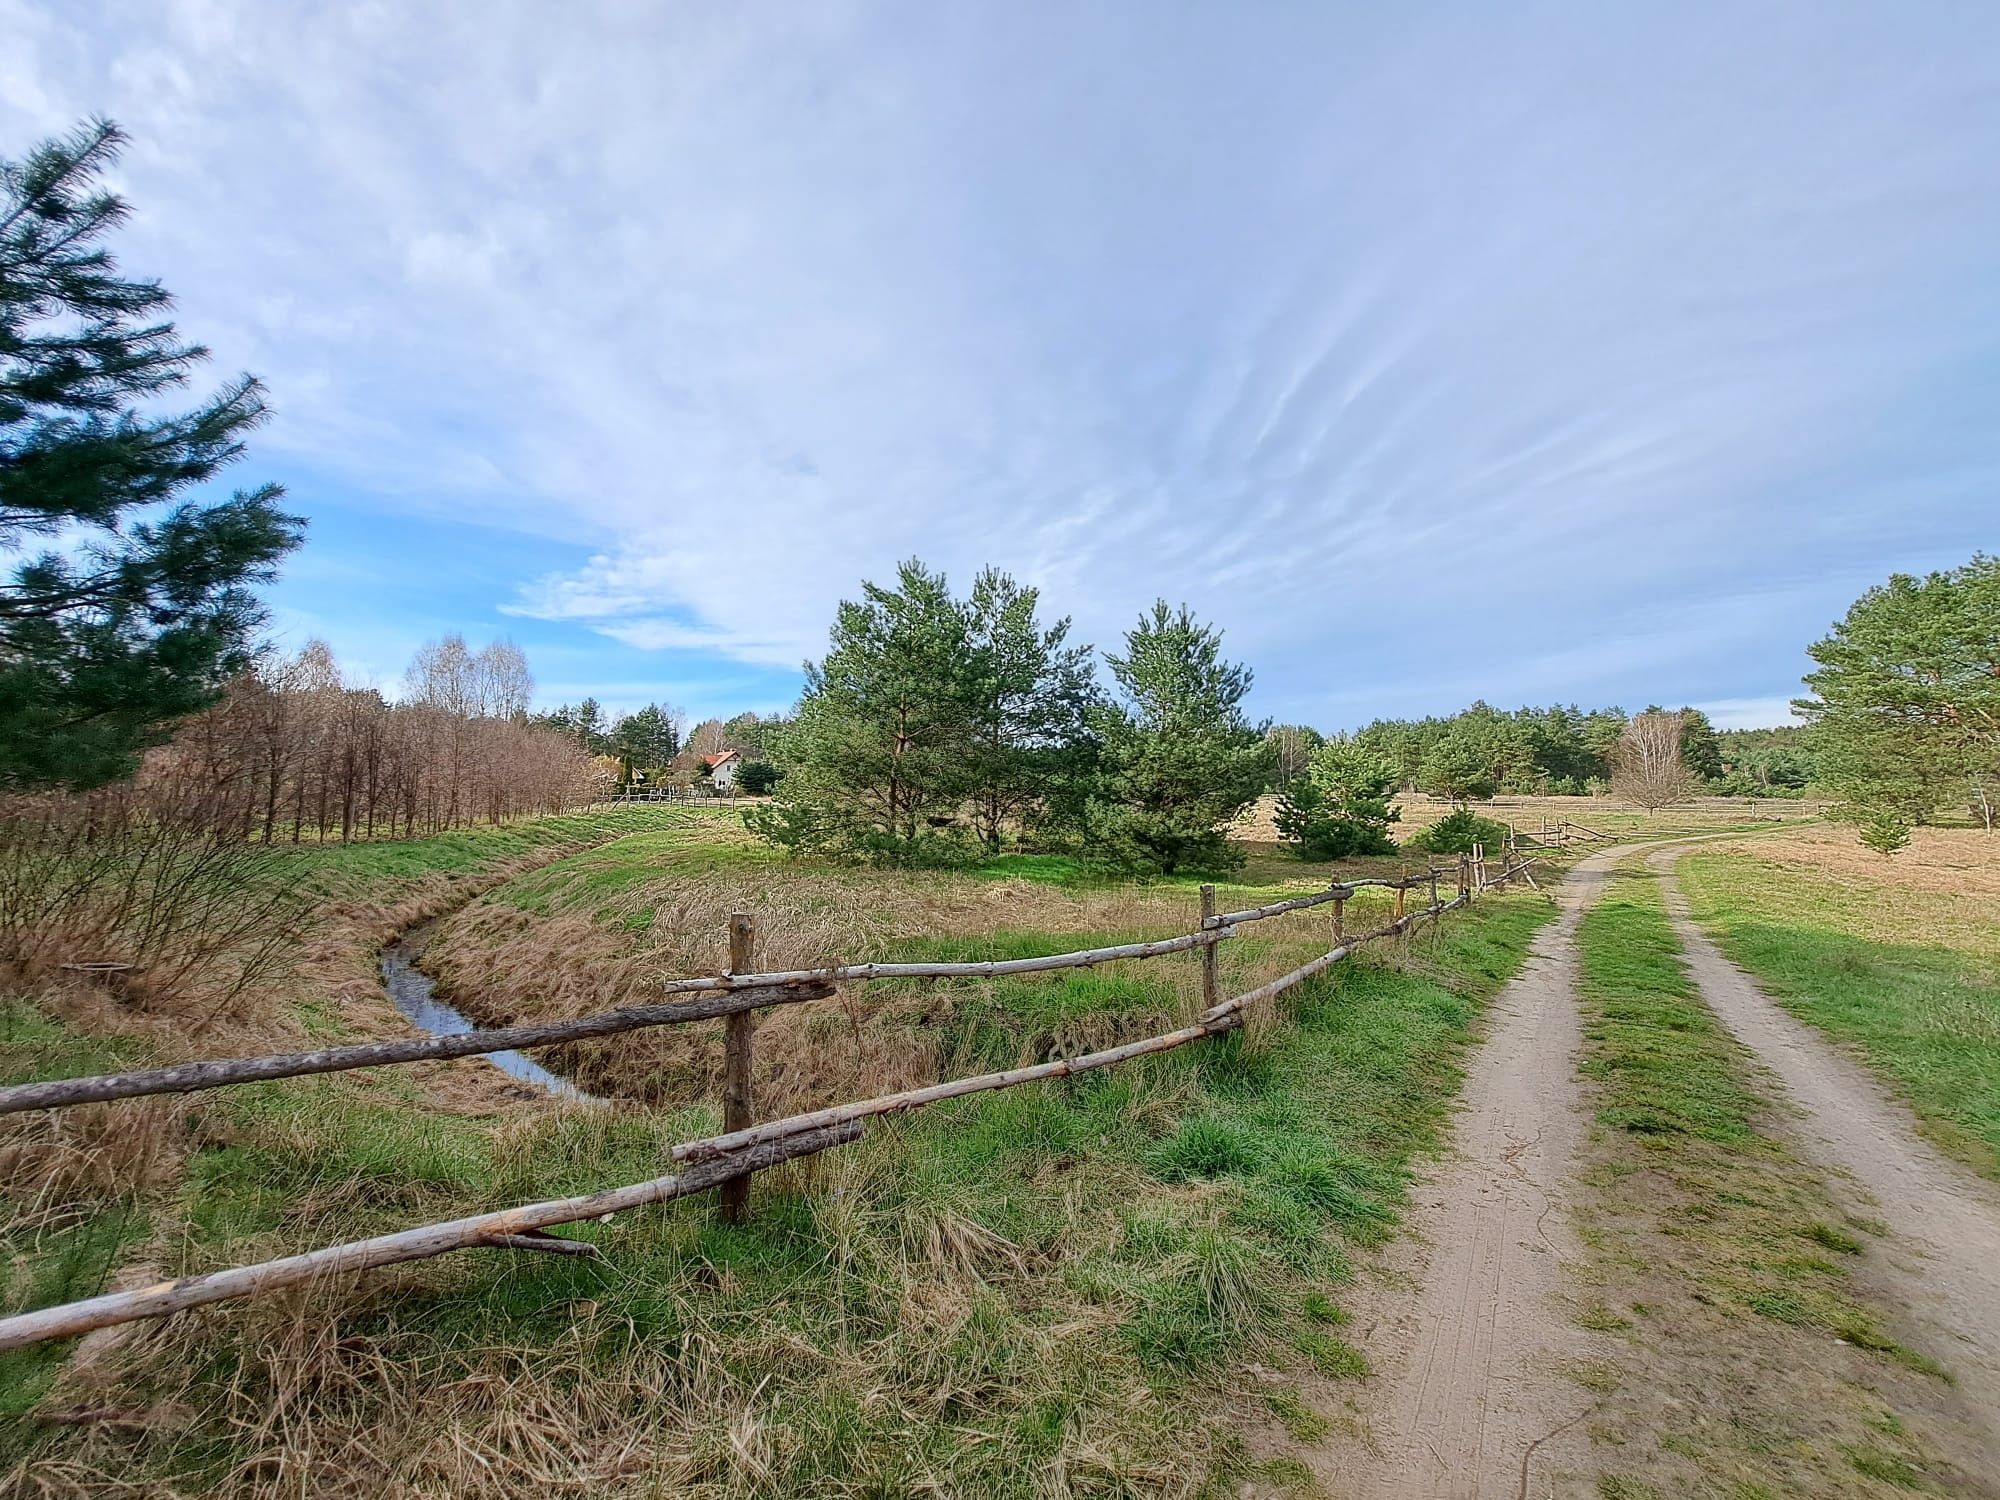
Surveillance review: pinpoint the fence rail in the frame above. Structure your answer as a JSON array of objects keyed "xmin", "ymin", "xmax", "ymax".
[{"xmin": 0, "ymin": 848, "xmax": 1544, "ymax": 1352}]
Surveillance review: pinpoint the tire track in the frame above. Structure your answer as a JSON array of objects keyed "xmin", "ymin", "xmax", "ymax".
[
  {"xmin": 1649, "ymin": 846, "xmax": 2000, "ymax": 1457},
  {"xmin": 1313, "ymin": 846, "xmax": 1633, "ymax": 1499}
]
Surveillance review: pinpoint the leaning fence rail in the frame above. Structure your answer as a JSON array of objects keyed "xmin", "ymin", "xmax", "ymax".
[{"xmin": 0, "ymin": 850, "xmax": 1542, "ymax": 1351}]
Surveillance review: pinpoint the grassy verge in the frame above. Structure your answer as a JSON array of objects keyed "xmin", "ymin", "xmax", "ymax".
[
  {"xmin": 1678, "ymin": 848, "xmax": 2000, "ymax": 1180},
  {"xmin": 2, "ymin": 817, "xmax": 1551, "ymax": 1497},
  {"xmin": 1571, "ymin": 863, "xmax": 1965, "ymax": 1496}
]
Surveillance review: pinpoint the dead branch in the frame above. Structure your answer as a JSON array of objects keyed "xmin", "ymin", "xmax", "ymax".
[
  {"xmin": 0, "ymin": 979, "xmax": 831, "ymax": 1116},
  {"xmin": 0, "ymin": 1121, "xmax": 863, "ymax": 1352},
  {"xmin": 655, "ymin": 926, "xmax": 1234, "ymax": 994}
]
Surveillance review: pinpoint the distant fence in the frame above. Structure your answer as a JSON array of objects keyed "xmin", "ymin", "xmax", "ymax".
[
  {"xmin": 0, "ymin": 848, "xmax": 1546, "ymax": 1351},
  {"xmin": 1512, "ymin": 818, "xmax": 1614, "ymax": 849}
]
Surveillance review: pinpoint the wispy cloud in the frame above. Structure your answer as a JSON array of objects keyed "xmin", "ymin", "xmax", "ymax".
[{"xmin": 5, "ymin": 1, "xmax": 1995, "ymax": 725}]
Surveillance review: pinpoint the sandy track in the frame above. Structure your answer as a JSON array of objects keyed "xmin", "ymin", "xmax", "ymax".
[
  {"xmin": 1316, "ymin": 847, "xmax": 1633, "ymax": 1499},
  {"xmin": 1650, "ymin": 846, "xmax": 2000, "ymax": 1447}
]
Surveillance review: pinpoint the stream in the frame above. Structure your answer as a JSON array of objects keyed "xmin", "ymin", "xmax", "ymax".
[{"xmin": 379, "ymin": 919, "xmax": 597, "ymax": 1102}]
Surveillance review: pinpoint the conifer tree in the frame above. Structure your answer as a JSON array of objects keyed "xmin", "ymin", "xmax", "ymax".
[
  {"xmin": 1086, "ymin": 601, "xmax": 1272, "ymax": 874},
  {"xmin": 1800, "ymin": 555, "xmax": 2000, "ymax": 842},
  {"xmin": 1, "ymin": 120, "xmax": 303, "ymax": 790},
  {"xmin": 964, "ymin": 567, "xmax": 1097, "ymax": 851}
]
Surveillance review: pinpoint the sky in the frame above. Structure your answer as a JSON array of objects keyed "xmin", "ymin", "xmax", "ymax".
[{"xmin": 5, "ymin": 2, "xmax": 1996, "ymax": 732}]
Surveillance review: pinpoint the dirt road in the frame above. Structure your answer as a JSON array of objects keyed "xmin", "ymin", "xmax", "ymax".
[
  {"xmin": 1650, "ymin": 845, "xmax": 2000, "ymax": 1448},
  {"xmin": 1315, "ymin": 846, "xmax": 1628, "ymax": 1499},
  {"xmin": 1298, "ymin": 833, "xmax": 2000, "ymax": 1497}
]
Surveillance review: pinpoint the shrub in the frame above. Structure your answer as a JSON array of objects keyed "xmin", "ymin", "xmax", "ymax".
[
  {"xmin": 735, "ymin": 760, "xmax": 782, "ymax": 795},
  {"xmin": 1271, "ymin": 741, "xmax": 1401, "ymax": 862},
  {"xmin": 1406, "ymin": 807, "xmax": 1510, "ymax": 856},
  {"xmin": 1857, "ymin": 814, "xmax": 1910, "ymax": 857},
  {"xmin": 0, "ymin": 786, "xmax": 305, "ymax": 1012},
  {"xmin": 743, "ymin": 796, "xmax": 978, "ymax": 867}
]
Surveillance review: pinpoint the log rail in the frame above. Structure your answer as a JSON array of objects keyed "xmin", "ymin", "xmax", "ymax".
[{"xmin": 0, "ymin": 853, "xmax": 1541, "ymax": 1351}]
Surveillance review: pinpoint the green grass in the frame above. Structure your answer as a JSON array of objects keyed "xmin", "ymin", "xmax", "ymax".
[
  {"xmin": 1575, "ymin": 867, "xmax": 1932, "ymax": 1354},
  {"xmin": 0, "ymin": 814, "xmax": 1555, "ymax": 1493},
  {"xmin": 1679, "ymin": 852, "xmax": 2000, "ymax": 1179},
  {"xmin": 275, "ymin": 802, "xmax": 702, "ymax": 887},
  {"xmin": 1573, "ymin": 864, "xmax": 1950, "ymax": 1494}
]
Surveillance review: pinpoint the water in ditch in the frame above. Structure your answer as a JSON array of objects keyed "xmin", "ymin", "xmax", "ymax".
[{"xmin": 380, "ymin": 921, "xmax": 596, "ymax": 1102}]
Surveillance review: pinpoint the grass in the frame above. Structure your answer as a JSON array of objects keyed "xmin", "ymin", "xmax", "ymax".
[
  {"xmin": 1570, "ymin": 862, "xmax": 1953, "ymax": 1495},
  {"xmin": 1, "ymin": 811, "xmax": 1554, "ymax": 1496},
  {"xmin": 275, "ymin": 802, "xmax": 718, "ymax": 897},
  {"xmin": 1678, "ymin": 845, "xmax": 2000, "ymax": 1179}
]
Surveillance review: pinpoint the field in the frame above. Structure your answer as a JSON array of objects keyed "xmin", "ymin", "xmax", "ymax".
[
  {"xmin": 1233, "ymin": 790, "xmax": 1822, "ymax": 848},
  {"xmin": 1, "ymin": 805, "xmax": 1553, "ymax": 1496},
  {"xmin": 15, "ymin": 796, "xmax": 1989, "ymax": 1496}
]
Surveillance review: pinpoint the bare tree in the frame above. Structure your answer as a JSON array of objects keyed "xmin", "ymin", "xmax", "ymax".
[
  {"xmin": 686, "ymin": 718, "xmax": 731, "ymax": 757},
  {"xmin": 1266, "ymin": 725, "xmax": 1324, "ymax": 787},
  {"xmin": 473, "ymin": 640, "xmax": 535, "ymax": 720},
  {"xmin": 141, "ymin": 640, "xmax": 605, "ymax": 841},
  {"xmin": 1611, "ymin": 711, "xmax": 1698, "ymax": 814}
]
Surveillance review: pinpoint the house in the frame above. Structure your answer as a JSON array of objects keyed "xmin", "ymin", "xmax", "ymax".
[{"xmin": 703, "ymin": 749, "xmax": 740, "ymax": 791}]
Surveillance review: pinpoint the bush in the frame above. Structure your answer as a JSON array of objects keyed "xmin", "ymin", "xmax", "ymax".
[
  {"xmin": 735, "ymin": 760, "xmax": 782, "ymax": 795},
  {"xmin": 1272, "ymin": 742, "xmax": 1400, "ymax": 862},
  {"xmin": 1272, "ymin": 782, "xmax": 1397, "ymax": 861},
  {"xmin": 1085, "ymin": 814, "xmax": 1243, "ymax": 878},
  {"xmin": 0, "ymin": 787, "xmax": 306, "ymax": 1011},
  {"xmin": 741, "ymin": 795, "xmax": 978, "ymax": 867},
  {"xmin": 1406, "ymin": 807, "xmax": 1511, "ymax": 856}
]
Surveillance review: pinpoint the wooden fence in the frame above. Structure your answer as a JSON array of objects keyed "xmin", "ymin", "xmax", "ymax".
[{"xmin": 0, "ymin": 849, "xmax": 1544, "ymax": 1352}]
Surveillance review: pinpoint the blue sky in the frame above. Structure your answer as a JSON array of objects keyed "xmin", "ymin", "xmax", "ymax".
[{"xmin": 6, "ymin": 3, "xmax": 1995, "ymax": 730}]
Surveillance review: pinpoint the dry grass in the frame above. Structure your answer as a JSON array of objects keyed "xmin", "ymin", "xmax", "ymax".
[
  {"xmin": 1694, "ymin": 819, "xmax": 2000, "ymax": 910},
  {"xmin": 1232, "ymin": 791, "xmax": 1821, "ymax": 847},
  {"xmin": 419, "ymin": 825, "xmax": 1410, "ymax": 1112},
  {"xmin": 2, "ymin": 808, "xmax": 1551, "ymax": 1497}
]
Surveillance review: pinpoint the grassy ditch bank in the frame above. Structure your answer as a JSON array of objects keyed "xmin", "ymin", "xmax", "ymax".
[
  {"xmin": 1570, "ymin": 863, "xmax": 1973, "ymax": 1497},
  {"xmin": 4, "ymin": 817, "xmax": 1549, "ymax": 1498}
]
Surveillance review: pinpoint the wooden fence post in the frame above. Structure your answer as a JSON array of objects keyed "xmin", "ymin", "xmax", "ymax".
[
  {"xmin": 1429, "ymin": 867, "xmax": 1440, "ymax": 920},
  {"xmin": 1458, "ymin": 852, "xmax": 1469, "ymax": 902},
  {"xmin": 720, "ymin": 911, "xmax": 757, "ymax": 1224},
  {"xmin": 1199, "ymin": 884, "xmax": 1218, "ymax": 1014},
  {"xmin": 1332, "ymin": 889, "xmax": 1345, "ymax": 948}
]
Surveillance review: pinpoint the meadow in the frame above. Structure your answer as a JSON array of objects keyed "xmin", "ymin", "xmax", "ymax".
[{"xmin": 1, "ymin": 803, "xmax": 1552, "ymax": 1497}]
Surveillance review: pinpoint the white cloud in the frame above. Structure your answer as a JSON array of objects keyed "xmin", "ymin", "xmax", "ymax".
[
  {"xmin": 5, "ymin": 1, "xmax": 1996, "ymax": 723},
  {"xmin": 1697, "ymin": 698, "xmax": 1805, "ymax": 732}
]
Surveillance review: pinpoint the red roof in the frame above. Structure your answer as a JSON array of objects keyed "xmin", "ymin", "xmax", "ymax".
[{"xmin": 702, "ymin": 751, "xmax": 738, "ymax": 767}]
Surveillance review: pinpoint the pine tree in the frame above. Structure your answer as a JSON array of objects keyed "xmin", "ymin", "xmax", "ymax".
[
  {"xmin": 1800, "ymin": 555, "xmax": 2000, "ymax": 840},
  {"xmin": 1416, "ymin": 731, "xmax": 1495, "ymax": 805},
  {"xmin": 964, "ymin": 567, "xmax": 1098, "ymax": 852},
  {"xmin": 1273, "ymin": 739, "xmax": 1400, "ymax": 860},
  {"xmin": 1, "ymin": 120, "xmax": 303, "ymax": 790},
  {"xmin": 749, "ymin": 559, "xmax": 984, "ymax": 862},
  {"xmin": 610, "ymin": 703, "xmax": 680, "ymax": 770},
  {"xmin": 1677, "ymin": 707, "xmax": 1724, "ymax": 782},
  {"xmin": 1087, "ymin": 601, "xmax": 1273, "ymax": 874}
]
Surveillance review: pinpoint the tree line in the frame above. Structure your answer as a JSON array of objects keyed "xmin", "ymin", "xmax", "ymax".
[
  {"xmin": 532, "ymin": 701, "xmax": 788, "ymax": 794},
  {"xmin": 135, "ymin": 635, "xmax": 610, "ymax": 841},
  {"xmin": 1266, "ymin": 703, "xmax": 1814, "ymax": 804}
]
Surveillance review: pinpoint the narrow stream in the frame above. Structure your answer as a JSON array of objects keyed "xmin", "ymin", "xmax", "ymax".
[{"xmin": 380, "ymin": 920, "xmax": 597, "ymax": 1103}]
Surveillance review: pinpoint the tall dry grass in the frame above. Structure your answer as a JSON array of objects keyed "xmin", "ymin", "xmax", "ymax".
[
  {"xmin": 0, "ymin": 789, "xmax": 306, "ymax": 1033},
  {"xmin": 422, "ymin": 863, "xmax": 1223, "ymax": 1110}
]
